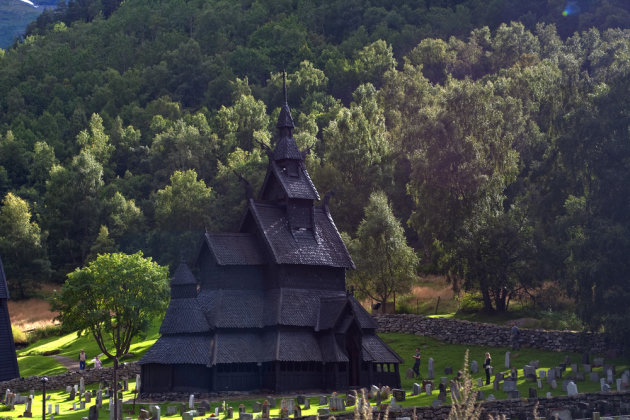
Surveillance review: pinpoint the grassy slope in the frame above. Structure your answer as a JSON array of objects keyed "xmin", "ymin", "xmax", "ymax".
[{"xmin": 6, "ymin": 327, "xmax": 628, "ymax": 420}]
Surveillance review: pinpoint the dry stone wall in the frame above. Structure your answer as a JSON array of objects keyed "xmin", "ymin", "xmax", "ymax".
[
  {"xmin": 374, "ymin": 314, "xmax": 614, "ymax": 354},
  {"xmin": 0, "ymin": 363, "xmax": 140, "ymax": 395}
]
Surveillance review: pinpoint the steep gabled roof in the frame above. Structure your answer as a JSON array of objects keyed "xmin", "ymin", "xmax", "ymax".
[
  {"xmin": 0, "ymin": 256, "xmax": 8, "ymax": 299},
  {"xmin": 139, "ymin": 335, "xmax": 212, "ymax": 365},
  {"xmin": 316, "ymin": 296, "xmax": 348, "ymax": 331},
  {"xmin": 171, "ymin": 261, "xmax": 197, "ymax": 286},
  {"xmin": 247, "ymin": 202, "xmax": 354, "ymax": 268},
  {"xmin": 201, "ymin": 233, "xmax": 266, "ymax": 266},
  {"xmin": 160, "ymin": 298, "xmax": 210, "ymax": 335},
  {"xmin": 268, "ymin": 160, "xmax": 320, "ymax": 200},
  {"xmin": 349, "ymin": 296, "xmax": 379, "ymax": 329},
  {"xmin": 318, "ymin": 332, "xmax": 349, "ymax": 363},
  {"xmin": 361, "ymin": 334, "xmax": 404, "ymax": 363}
]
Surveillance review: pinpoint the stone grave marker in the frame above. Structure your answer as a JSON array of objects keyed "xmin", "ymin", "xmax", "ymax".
[
  {"xmin": 495, "ymin": 372, "xmax": 504, "ymax": 382},
  {"xmin": 182, "ymin": 411, "xmax": 197, "ymax": 420},
  {"xmin": 606, "ymin": 368, "xmax": 614, "ymax": 384},
  {"xmin": 55, "ymin": 404, "xmax": 60, "ymax": 415},
  {"xmin": 523, "ymin": 365, "xmax": 536, "ymax": 380},
  {"xmin": 425, "ymin": 383, "xmax": 432, "ymax": 395},
  {"xmin": 529, "ymin": 360, "xmax": 540, "ymax": 369},
  {"xmin": 318, "ymin": 395, "xmax": 327, "ymax": 405},
  {"xmin": 261, "ymin": 400, "xmax": 270, "ymax": 418},
  {"xmin": 583, "ymin": 364, "xmax": 592, "ymax": 373},
  {"xmin": 539, "ymin": 369, "xmax": 546, "ymax": 379},
  {"xmin": 370, "ymin": 385, "xmax": 379, "ymax": 398},
  {"xmin": 286, "ymin": 399, "xmax": 296, "ymax": 413},
  {"xmin": 405, "ymin": 369, "xmax": 414, "ymax": 379},
  {"xmin": 561, "ymin": 379, "xmax": 569, "ymax": 392},
  {"xmin": 502, "ymin": 380, "xmax": 517, "ymax": 392},
  {"xmin": 575, "ymin": 372, "xmax": 585, "ymax": 381},
  {"xmin": 215, "ymin": 407, "xmax": 220, "ymax": 417},
  {"xmin": 279, "ymin": 407, "xmax": 289, "ymax": 419},
  {"xmin": 471, "ymin": 360, "xmax": 478, "ymax": 374},
  {"xmin": 570, "ymin": 363, "xmax": 578, "ymax": 373},
  {"xmin": 431, "ymin": 400, "xmax": 442, "ymax": 408},
  {"xmin": 66, "ymin": 386, "xmax": 72, "ymax": 394},
  {"xmin": 80, "ymin": 401, "xmax": 86, "ymax": 410},
  {"xmin": 593, "ymin": 357, "xmax": 604, "ymax": 367},
  {"xmin": 505, "ymin": 351, "xmax": 510, "ymax": 368},
  {"xmin": 537, "ymin": 379, "xmax": 542, "ymax": 389},
  {"xmin": 73, "ymin": 402, "xmax": 77, "ymax": 411},
  {"xmin": 48, "ymin": 403, "xmax": 52, "ymax": 414},
  {"xmin": 85, "ymin": 391, "xmax": 91, "ymax": 404},
  {"xmin": 253, "ymin": 401, "xmax": 262, "ymax": 413},
  {"xmin": 617, "ymin": 378, "xmax": 623, "ymax": 392},
  {"xmin": 317, "ymin": 409, "xmax": 330, "ymax": 416},
  {"xmin": 412, "ymin": 383, "xmax": 421, "ymax": 395},
  {"xmin": 265, "ymin": 397, "xmax": 276, "ymax": 408},
  {"xmin": 24, "ymin": 396, "xmax": 33, "ymax": 418},
  {"xmin": 428, "ymin": 358, "xmax": 434, "ymax": 379},
  {"xmin": 88, "ymin": 405, "xmax": 99, "ymax": 420},
  {"xmin": 70, "ymin": 388, "xmax": 76, "ymax": 400},
  {"xmin": 80, "ymin": 378, "xmax": 85, "ymax": 393},
  {"xmin": 507, "ymin": 390, "xmax": 520, "ymax": 399},
  {"xmin": 444, "ymin": 367, "xmax": 453, "ymax": 375},
  {"xmin": 227, "ymin": 407, "xmax": 234, "ymax": 418},
  {"xmin": 590, "ymin": 372, "xmax": 600, "ymax": 382},
  {"xmin": 166, "ymin": 406, "xmax": 177, "ymax": 416},
  {"xmin": 139, "ymin": 409, "xmax": 150, "ymax": 420},
  {"xmin": 550, "ymin": 409, "xmax": 572, "ymax": 420},
  {"xmin": 486, "ymin": 394, "xmax": 496, "ymax": 402},
  {"xmin": 551, "ymin": 379, "xmax": 557, "ymax": 389},
  {"xmin": 567, "ymin": 381, "xmax": 578, "ymax": 396},
  {"xmin": 510, "ymin": 367, "xmax": 518, "ymax": 380},
  {"xmin": 297, "ymin": 395, "xmax": 306, "ymax": 405},
  {"xmin": 477, "ymin": 378, "xmax": 483, "ymax": 387},
  {"xmin": 240, "ymin": 413, "xmax": 253, "ymax": 420},
  {"xmin": 188, "ymin": 394, "xmax": 195, "ymax": 409},
  {"xmin": 346, "ymin": 393, "xmax": 356, "ymax": 406},
  {"xmin": 450, "ymin": 382, "xmax": 460, "ymax": 401},
  {"xmin": 293, "ymin": 406, "xmax": 301, "ymax": 418},
  {"xmin": 546, "ymin": 392, "xmax": 552, "ymax": 398},
  {"xmin": 304, "ymin": 399, "xmax": 310, "ymax": 410},
  {"xmin": 437, "ymin": 384, "xmax": 446, "ymax": 402},
  {"xmin": 392, "ymin": 389, "xmax": 405, "ymax": 401}
]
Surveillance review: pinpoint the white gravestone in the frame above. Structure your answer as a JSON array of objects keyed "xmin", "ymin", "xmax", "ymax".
[
  {"xmin": 567, "ymin": 381, "xmax": 578, "ymax": 396},
  {"xmin": 189, "ymin": 395, "xmax": 195, "ymax": 409},
  {"xmin": 505, "ymin": 352, "xmax": 510, "ymax": 369}
]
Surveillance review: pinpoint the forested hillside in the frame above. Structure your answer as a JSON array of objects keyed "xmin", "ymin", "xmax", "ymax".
[{"xmin": 1, "ymin": 0, "xmax": 630, "ymax": 348}]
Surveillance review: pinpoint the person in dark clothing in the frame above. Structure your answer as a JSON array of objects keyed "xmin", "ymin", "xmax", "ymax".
[
  {"xmin": 483, "ymin": 352, "xmax": 492, "ymax": 385},
  {"xmin": 510, "ymin": 323, "xmax": 520, "ymax": 350},
  {"xmin": 412, "ymin": 348, "xmax": 421, "ymax": 378}
]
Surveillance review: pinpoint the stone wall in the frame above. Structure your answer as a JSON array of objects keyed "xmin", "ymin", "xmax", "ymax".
[
  {"xmin": 0, "ymin": 363, "xmax": 140, "ymax": 395},
  {"xmin": 374, "ymin": 314, "xmax": 615, "ymax": 354},
  {"xmin": 331, "ymin": 391, "xmax": 630, "ymax": 420}
]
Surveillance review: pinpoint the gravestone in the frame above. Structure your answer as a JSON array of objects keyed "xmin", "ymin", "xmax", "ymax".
[
  {"xmin": 88, "ymin": 405, "xmax": 99, "ymax": 420},
  {"xmin": 370, "ymin": 385, "xmax": 379, "ymax": 398},
  {"xmin": 188, "ymin": 394, "xmax": 195, "ymax": 409},
  {"xmin": 550, "ymin": 409, "xmax": 572, "ymax": 420},
  {"xmin": 197, "ymin": 408, "xmax": 206, "ymax": 417},
  {"xmin": 583, "ymin": 364, "xmax": 592, "ymax": 373},
  {"xmin": 539, "ymin": 369, "xmax": 546, "ymax": 379},
  {"xmin": 477, "ymin": 378, "xmax": 483, "ymax": 387},
  {"xmin": 240, "ymin": 414, "xmax": 253, "ymax": 420},
  {"xmin": 606, "ymin": 368, "xmax": 614, "ymax": 384},
  {"xmin": 524, "ymin": 365, "xmax": 536, "ymax": 380},
  {"xmin": 590, "ymin": 372, "xmax": 600, "ymax": 382},
  {"xmin": 507, "ymin": 390, "xmax": 520, "ymax": 399},
  {"xmin": 562, "ymin": 379, "xmax": 570, "ymax": 392},
  {"xmin": 412, "ymin": 383, "xmax": 421, "ymax": 395},
  {"xmin": 431, "ymin": 400, "xmax": 442, "ymax": 408},
  {"xmin": 304, "ymin": 399, "xmax": 310, "ymax": 410},
  {"xmin": 440, "ymin": 376, "xmax": 448, "ymax": 385},
  {"xmin": 405, "ymin": 369, "xmax": 414, "ymax": 379},
  {"xmin": 551, "ymin": 379, "xmax": 557, "ymax": 389},
  {"xmin": 537, "ymin": 379, "xmax": 542, "ymax": 389},
  {"xmin": 593, "ymin": 357, "xmax": 604, "ymax": 367},
  {"xmin": 428, "ymin": 358, "xmax": 434, "ymax": 379},
  {"xmin": 502, "ymin": 380, "xmax": 517, "ymax": 392},
  {"xmin": 546, "ymin": 392, "xmax": 552, "ymax": 398},
  {"xmin": 617, "ymin": 378, "xmax": 623, "ymax": 392},
  {"xmin": 85, "ymin": 392, "xmax": 91, "ymax": 404},
  {"xmin": 293, "ymin": 406, "xmax": 301, "ymax": 418},
  {"xmin": 139, "ymin": 409, "xmax": 150, "ymax": 420},
  {"xmin": 317, "ymin": 409, "xmax": 329, "ymax": 416},
  {"xmin": 570, "ymin": 363, "xmax": 578, "ymax": 373},
  {"xmin": 70, "ymin": 388, "xmax": 76, "ymax": 400},
  {"xmin": 575, "ymin": 372, "xmax": 585, "ymax": 381},
  {"xmin": 135, "ymin": 374, "xmax": 141, "ymax": 391},
  {"xmin": 166, "ymin": 406, "xmax": 178, "ymax": 416},
  {"xmin": 510, "ymin": 367, "xmax": 518, "ymax": 380},
  {"xmin": 285, "ymin": 399, "xmax": 296, "ymax": 414},
  {"xmin": 529, "ymin": 360, "xmax": 540, "ymax": 369},
  {"xmin": 425, "ymin": 384, "xmax": 432, "ymax": 395},
  {"xmin": 392, "ymin": 389, "xmax": 405, "ymax": 401},
  {"xmin": 346, "ymin": 393, "xmax": 356, "ymax": 406},
  {"xmin": 505, "ymin": 351, "xmax": 510, "ymax": 369},
  {"xmin": 486, "ymin": 394, "xmax": 496, "ymax": 402},
  {"xmin": 80, "ymin": 378, "xmax": 85, "ymax": 393},
  {"xmin": 318, "ymin": 396, "xmax": 327, "ymax": 406},
  {"xmin": 48, "ymin": 404, "xmax": 52, "ymax": 414},
  {"xmin": 450, "ymin": 382, "xmax": 460, "ymax": 401},
  {"xmin": 24, "ymin": 396, "xmax": 33, "ymax": 418},
  {"xmin": 495, "ymin": 372, "xmax": 504, "ymax": 382},
  {"xmin": 227, "ymin": 407, "xmax": 234, "ymax": 418},
  {"xmin": 199, "ymin": 401, "xmax": 211, "ymax": 412},
  {"xmin": 437, "ymin": 383, "xmax": 446, "ymax": 402},
  {"xmin": 55, "ymin": 405, "xmax": 60, "ymax": 415},
  {"xmin": 297, "ymin": 395, "xmax": 306, "ymax": 405},
  {"xmin": 182, "ymin": 411, "xmax": 197, "ymax": 420},
  {"xmin": 261, "ymin": 400, "xmax": 270, "ymax": 418},
  {"xmin": 80, "ymin": 401, "xmax": 86, "ymax": 410},
  {"xmin": 73, "ymin": 402, "xmax": 77, "ymax": 411},
  {"xmin": 567, "ymin": 381, "xmax": 578, "ymax": 396},
  {"xmin": 66, "ymin": 386, "xmax": 72, "ymax": 394},
  {"xmin": 444, "ymin": 367, "xmax": 453, "ymax": 375},
  {"xmin": 471, "ymin": 360, "xmax": 478, "ymax": 374},
  {"xmin": 253, "ymin": 401, "xmax": 262, "ymax": 413}
]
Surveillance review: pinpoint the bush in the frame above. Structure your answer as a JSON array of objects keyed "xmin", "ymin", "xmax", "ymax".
[
  {"xmin": 457, "ymin": 292, "xmax": 483, "ymax": 313},
  {"xmin": 12, "ymin": 325, "xmax": 28, "ymax": 345},
  {"xmin": 27, "ymin": 323, "xmax": 64, "ymax": 342}
]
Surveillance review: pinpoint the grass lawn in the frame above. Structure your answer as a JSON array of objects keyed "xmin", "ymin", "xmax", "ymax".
[{"xmin": 6, "ymin": 330, "xmax": 628, "ymax": 419}]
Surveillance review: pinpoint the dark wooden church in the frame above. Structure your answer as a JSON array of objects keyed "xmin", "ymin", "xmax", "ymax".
[
  {"xmin": 0, "ymin": 255, "xmax": 20, "ymax": 381},
  {"xmin": 140, "ymin": 100, "xmax": 402, "ymax": 393}
]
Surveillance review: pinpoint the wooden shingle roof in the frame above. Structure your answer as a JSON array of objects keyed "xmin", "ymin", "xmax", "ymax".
[
  {"xmin": 171, "ymin": 261, "xmax": 197, "ymax": 286},
  {"xmin": 248, "ymin": 202, "xmax": 354, "ymax": 268},
  {"xmin": 269, "ymin": 160, "xmax": 320, "ymax": 200},
  {"xmin": 0, "ymin": 256, "xmax": 8, "ymax": 299},
  {"xmin": 361, "ymin": 334, "xmax": 404, "ymax": 363},
  {"xmin": 159, "ymin": 298, "xmax": 210, "ymax": 335},
  {"xmin": 202, "ymin": 233, "xmax": 266, "ymax": 266},
  {"xmin": 139, "ymin": 335, "xmax": 211, "ymax": 365}
]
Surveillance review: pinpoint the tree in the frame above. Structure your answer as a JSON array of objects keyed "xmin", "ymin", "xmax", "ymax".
[
  {"xmin": 51, "ymin": 251, "xmax": 168, "ymax": 420},
  {"xmin": 0, "ymin": 193, "xmax": 50, "ymax": 299},
  {"xmin": 346, "ymin": 191, "xmax": 417, "ymax": 311}
]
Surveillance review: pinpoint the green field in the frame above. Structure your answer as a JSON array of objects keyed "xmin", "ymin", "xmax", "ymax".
[{"xmin": 4, "ymin": 327, "xmax": 628, "ymax": 419}]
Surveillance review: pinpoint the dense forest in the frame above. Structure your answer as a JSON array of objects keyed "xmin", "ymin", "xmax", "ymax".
[{"xmin": 1, "ymin": 0, "xmax": 630, "ymax": 348}]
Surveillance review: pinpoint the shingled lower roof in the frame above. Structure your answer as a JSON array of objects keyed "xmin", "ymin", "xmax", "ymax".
[
  {"xmin": 316, "ymin": 296, "xmax": 348, "ymax": 331},
  {"xmin": 349, "ymin": 296, "xmax": 379, "ymax": 329},
  {"xmin": 249, "ymin": 203, "xmax": 354, "ymax": 268},
  {"xmin": 171, "ymin": 261, "xmax": 197, "ymax": 286},
  {"xmin": 0, "ymin": 256, "xmax": 8, "ymax": 299},
  {"xmin": 197, "ymin": 289, "xmax": 265, "ymax": 328},
  {"xmin": 202, "ymin": 233, "xmax": 265, "ymax": 266},
  {"xmin": 160, "ymin": 298, "xmax": 210, "ymax": 335},
  {"xmin": 139, "ymin": 335, "xmax": 211, "ymax": 365},
  {"xmin": 318, "ymin": 332, "xmax": 349, "ymax": 363},
  {"xmin": 361, "ymin": 334, "xmax": 404, "ymax": 363}
]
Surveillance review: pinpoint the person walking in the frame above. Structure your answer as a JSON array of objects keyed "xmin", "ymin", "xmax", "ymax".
[
  {"xmin": 412, "ymin": 348, "xmax": 421, "ymax": 378},
  {"xmin": 79, "ymin": 349, "xmax": 86, "ymax": 370},
  {"xmin": 94, "ymin": 355, "xmax": 102, "ymax": 369},
  {"xmin": 510, "ymin": 322, "xmax": 520, "ymax": 350},
  {"xmin": 483, "ymin": 352, "xmax": 492, "ymax": 385}
]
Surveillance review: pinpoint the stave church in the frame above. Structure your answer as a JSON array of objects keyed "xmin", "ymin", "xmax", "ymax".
[
  {"xmin": 0, "ymin": 255, "xmax": 20, "ymax": 382},
  {"xmin": 139, "ymin": 97, "xmax": 402, "ymax": 393}
]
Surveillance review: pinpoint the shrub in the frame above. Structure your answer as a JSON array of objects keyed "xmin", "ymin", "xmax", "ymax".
[
  {"xmin": 12, "ymin": 325, "xmax": 28, "ymax": 345},
  {"xmin": 457, "ymin": 293, "xmax": 483, "ymax": 313},
  {"xmin": 27, "ymin": 323, "xmax": 64, "ymax": 342}
]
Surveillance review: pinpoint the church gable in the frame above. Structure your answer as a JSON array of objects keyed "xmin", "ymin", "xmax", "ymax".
[{"xmin": 0, "ymin": 256, "xmax": 20, "ymax": 381}]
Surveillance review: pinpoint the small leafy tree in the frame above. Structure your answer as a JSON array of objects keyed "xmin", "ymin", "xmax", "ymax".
[
  {"xmin": 346, "ymin": 191, "xmax": 417, "ymax": 311},
  {"xmin": 51, "ymin": 251, "xmax": 169, "ymax": 359}
]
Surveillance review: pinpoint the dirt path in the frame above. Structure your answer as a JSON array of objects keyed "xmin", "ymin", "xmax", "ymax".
[{"xmin": 52, "ymin": 354, "xmax": 77, "ymax": 370}]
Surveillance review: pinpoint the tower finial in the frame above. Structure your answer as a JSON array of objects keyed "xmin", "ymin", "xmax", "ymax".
[{"xmin": 283, "ymin": 69, "xmax": 287, "ymax": 106}]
